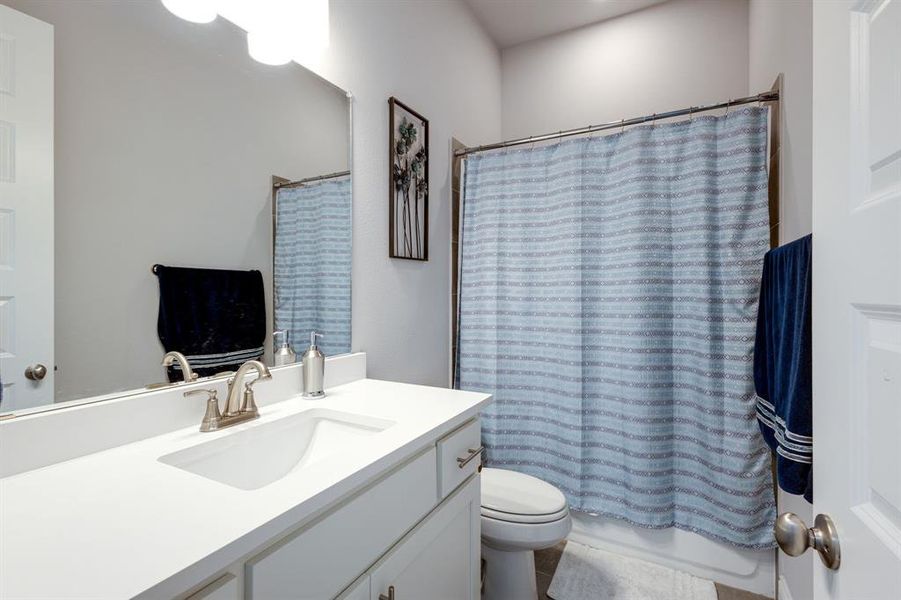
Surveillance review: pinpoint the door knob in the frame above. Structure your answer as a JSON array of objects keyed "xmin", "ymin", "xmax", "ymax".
[
  {"xmin": 774, "ymin": 512, "xmax": 841, "ymax": 570},
  {"xmin": 24, "ymin": 364, "xmax": 48, "ymax": 381}
]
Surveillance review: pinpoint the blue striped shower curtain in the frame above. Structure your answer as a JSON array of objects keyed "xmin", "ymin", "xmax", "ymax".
[
  {"xmin": 456, "ymin": 108, "xmax": 775, "ymax": 548},
  {"xmin": 274, "ymin": 175, "xmax": 351, "ymax": 356}
]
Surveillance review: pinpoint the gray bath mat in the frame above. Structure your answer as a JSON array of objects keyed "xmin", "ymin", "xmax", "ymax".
[{"xmin": 547, "ymin": 541, "xmax": 717, "ymax": 600}]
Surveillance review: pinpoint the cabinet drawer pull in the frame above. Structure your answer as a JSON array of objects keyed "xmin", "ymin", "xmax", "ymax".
[
  {"xmin": 379, "ymin": 585, "xmax": 395, "ymax": 600},
  {"xmin": 456, "ymin": 446, "xmax": 484, "ymax": 469}
]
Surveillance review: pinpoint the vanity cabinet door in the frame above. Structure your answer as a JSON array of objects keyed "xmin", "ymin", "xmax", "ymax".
[
  {"xmin": 337, "ymin": 575, "xmax": 369, "ymax": 600},
  {"xmin": 369, "ymin": 476, "xmax": 480, "ymax": 600},
  {"xmin": 245, "ymin": 448, "xmax": 438, "ymax": 600}
]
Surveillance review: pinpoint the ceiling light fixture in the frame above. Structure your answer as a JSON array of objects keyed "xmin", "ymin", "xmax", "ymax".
[
  {"xmin": 161, "ymin": 0, "xmax": 330, "ymax": 69},
  {"xmin": 160, "ymin": 0, "xmax": 217, "ymax": 24}
]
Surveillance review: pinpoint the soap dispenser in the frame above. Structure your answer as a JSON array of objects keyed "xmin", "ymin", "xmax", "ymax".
[
  {"xmin": 273, "ymin": 330, "xmax": 296, "ymax": 366},
  {"xmin": 301, "ymin": 331, "xmax": 325, "ymax": 398}
]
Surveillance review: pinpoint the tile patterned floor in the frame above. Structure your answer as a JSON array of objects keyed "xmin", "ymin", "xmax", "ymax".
[
  {"xmin": 533, "ymin": 542, "xmax": 771, "ymax": 600},
  {"xmin": 535, "ymin": 541, "xmax": 567, "ymax": 598},
  {"xmin": 713, "ymin": 583, "xmax": 772, "ymax": 600}
]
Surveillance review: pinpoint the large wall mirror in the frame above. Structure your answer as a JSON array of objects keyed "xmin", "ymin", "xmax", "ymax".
[{"xmin": 0, "ymin": 0, "xmax": 352, "ymax": 414}]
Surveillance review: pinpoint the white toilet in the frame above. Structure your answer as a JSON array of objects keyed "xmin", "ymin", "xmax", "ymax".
[{"xmin": 480, "ymin": 468, "xmax": 572, "ymax": 600}]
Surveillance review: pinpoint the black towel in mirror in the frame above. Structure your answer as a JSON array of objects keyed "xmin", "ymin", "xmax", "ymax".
[{"xmin": 154, "ymin": 265, "xmax": 266, "ymax": 381}]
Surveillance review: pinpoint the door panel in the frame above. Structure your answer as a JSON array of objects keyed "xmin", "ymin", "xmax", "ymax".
[
  {"xmin": 812, "ymin": 0, "xmax": 901, "ymax": 597},
  {"xmin": 0, "ymin": 5, "xmax": 53, "ymax": 411},
  {"xmin": 245, "ymin": 449, "xmax": 437, "ymax": 599},
  {"xmin": 370, "ymin": 476, "xmax": 480, "ymax": 600}
]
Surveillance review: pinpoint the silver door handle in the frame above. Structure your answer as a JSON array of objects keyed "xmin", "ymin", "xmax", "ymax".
[
  {"xmin": 775, "ymin": 512, "xmax": 841, "ymax": 570},
  {"xmin": 379, "ymin": 585, "xmax": 395, "ymax": 600},
  {"xmin": 457, "ymin": 446, "xmax": 484, "ymax": 469},
  {"xmin": 25, "ymin": 364, "xmax": 48, "ymax": 381}
]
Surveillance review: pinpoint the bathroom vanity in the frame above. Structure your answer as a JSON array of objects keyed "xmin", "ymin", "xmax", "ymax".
[{"xmin": 0, "ymin": 355, "xmax": 492, "ymax": 599}]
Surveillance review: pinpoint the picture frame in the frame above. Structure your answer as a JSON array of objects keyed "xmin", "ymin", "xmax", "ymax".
[{"xmin": 388, "ymin": 97, "xmax": 429, "ymax": 261}]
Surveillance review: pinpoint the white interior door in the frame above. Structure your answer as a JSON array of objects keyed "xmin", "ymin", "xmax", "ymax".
[
  {"xmin": 812, "ymin": 0, "xmax": 901, "ymax": 598},
  {"xmin": 0, "ymin": 5, "xmax": 53, "ymax": 411}
]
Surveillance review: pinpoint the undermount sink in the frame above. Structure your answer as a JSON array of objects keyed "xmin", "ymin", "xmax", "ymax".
[{"xmin": 159, "ymin": 409, "xmax": 395, "ymax": 490}]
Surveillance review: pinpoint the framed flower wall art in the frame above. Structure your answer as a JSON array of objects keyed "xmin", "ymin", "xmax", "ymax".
[{"xmin": 388, "ymin": 97, "xmax": 429, "ymax": 260}]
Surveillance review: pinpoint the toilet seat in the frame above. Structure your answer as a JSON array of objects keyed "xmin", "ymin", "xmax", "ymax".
[
  {"xmin": 481, "ymin": 505, "xmax": 570, "ymax": 524},
  {"xmin": 480, "ymin": 467, "xmax": 567, "ymax": 523}
]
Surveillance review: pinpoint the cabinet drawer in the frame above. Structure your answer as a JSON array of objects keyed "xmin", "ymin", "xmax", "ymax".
[
  {"xmin": 245, "ymin": 448, "xmax": 438, "ymax": 599},
  {"xmin": 436, "ymin": 419, "xmax": 481, "ymax": 498}
]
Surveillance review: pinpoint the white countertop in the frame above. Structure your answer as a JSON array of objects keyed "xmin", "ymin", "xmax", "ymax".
[{"xmin": 0, "ymin": 379, "xmax": 491, "ymax": 599}]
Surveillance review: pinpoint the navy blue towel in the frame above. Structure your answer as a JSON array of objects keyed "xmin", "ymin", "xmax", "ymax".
[
  {"xmin": 155, "ymin": 265, "xmax": 266, "ymax": 381},
  {"xmin": 753, "ymin": 235, "xmax": 813, "ymax": 502}
]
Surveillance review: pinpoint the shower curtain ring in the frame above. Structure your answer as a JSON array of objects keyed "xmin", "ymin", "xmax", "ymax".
[
  {"xmin": 726, "ymin": 99, "xmax": 732, "ymax": 116},
  {"xmin": 620, "ymin": 119, "xmax": 625, "ymax": 134},
  {"xmin": 689, "ymin": 107, "xmax": 693, "ymax": 122},
  {"xmin": 529, "ymin": 135, "xmax": 535, "ymax": 149}
]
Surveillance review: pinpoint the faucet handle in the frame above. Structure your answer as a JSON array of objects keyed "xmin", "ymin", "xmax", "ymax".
[
  {"xmin": 241, "ymin": 370, "xmax": 270, "ymax": 415},
  {"xmin": 184, "ymin": 389, "xmax": 222, "ymax": 432},
  {"xmin": 242, "ymin": 382, "xmax": 259, "ymax": 416}
]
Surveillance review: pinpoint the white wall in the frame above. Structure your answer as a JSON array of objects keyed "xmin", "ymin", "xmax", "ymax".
[
  {"xmin": 749, "ymin": 1, "xmax": 814, "ymax": 598},
  {"xmin": 4, "ymin": 0, "xmax": 349, "ymax": 402},
  {"xmin": 308, "ymin": 0, "xmax": 502, "ymax": 386},
  {"xmin": 500, "ymin": 0, "xmax": 750, "ymax": 139},
  {"xmin": 750, "ymin": 0, "xmax": 813, "ymax": 245},
  {"xmin": 496, "ymin": 1, "xmax": 775, "ymax": 595}
]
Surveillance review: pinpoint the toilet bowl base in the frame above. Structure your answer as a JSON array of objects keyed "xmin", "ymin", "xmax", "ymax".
[{"xmin": 481, "ymin": 543, "xmax": 538, "ymax": 600}]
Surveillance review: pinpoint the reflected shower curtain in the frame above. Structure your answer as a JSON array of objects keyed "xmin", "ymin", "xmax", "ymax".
[
  {"xmin": 456, "ymin": 108, "xmax": 775, "ymax": 548},
  {"xmin": 274, "ymin": 174, "xmax": 351, "ymax": 356}
]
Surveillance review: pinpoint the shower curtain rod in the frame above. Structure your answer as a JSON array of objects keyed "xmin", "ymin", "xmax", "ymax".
[
  {"xmin": 454, "ymin": 90, "xmax": 779, "ymax": 157},
  {"xmin": 272, "ymin": 169, "xmax": 351, "ymax": 189}
]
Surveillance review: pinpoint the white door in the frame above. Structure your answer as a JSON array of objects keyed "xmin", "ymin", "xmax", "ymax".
[
  {"xmin": 0, "ymin": 5, "xmax": 53, "ymax": 412},
  {"xmin": 370, "ymin": 477, "xmax": 481, "ymax": 600},
  {"xmin": 812, "ymin": 0, "xmax": 901, "ymax": 598}
]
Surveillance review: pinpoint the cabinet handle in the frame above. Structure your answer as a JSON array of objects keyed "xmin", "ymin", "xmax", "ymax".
[
  {"xmin": 379, "ymin": 585, "xmax": 395, "ymax": 600},
  {"xmin": 456, "ymin": 446, "xmax": 484, "ymax": 469}
]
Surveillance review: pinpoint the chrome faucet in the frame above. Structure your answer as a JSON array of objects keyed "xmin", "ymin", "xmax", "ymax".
[
  {"xmin": 225, "ymin": 360, "xmax": 271, "ymax": 416},
  {"xmin": 183, "ymin": 360, "xmax": 272, "ymax": 432},
  {"xmin": 162, "ymin": 351, "xmax": 198, "ymax": 383}
]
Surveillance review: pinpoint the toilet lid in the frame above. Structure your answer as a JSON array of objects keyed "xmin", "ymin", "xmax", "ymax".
[{"xmin": 481, "ymin": 468, "xmax": 567, "ymax": 520}]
